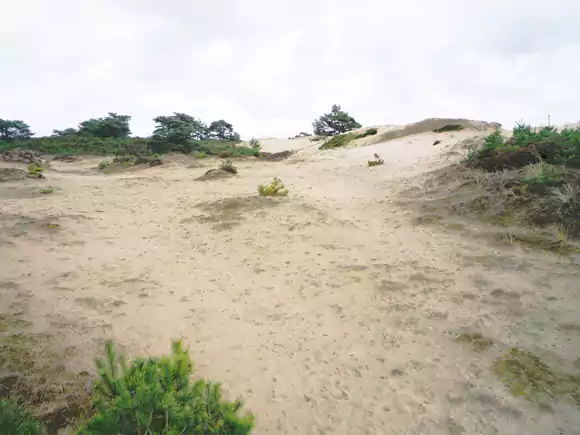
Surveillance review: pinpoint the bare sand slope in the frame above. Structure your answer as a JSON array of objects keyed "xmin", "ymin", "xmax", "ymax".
[{"xmin": 1, "ymin": 123, "xmax": 579, "ymax": 434}]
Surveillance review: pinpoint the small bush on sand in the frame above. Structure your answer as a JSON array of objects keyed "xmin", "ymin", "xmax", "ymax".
[
  {"xmin": 257, "ymin": 177, "xmax": 289, "ymax": 196},
  {"xmin": 248, "ymin": 137, "xmax": 261, "ymax": 150},
  {"xmin": 319, "ymin": 133, "xmax": 355, "ymax": 150},
  {"xmin": 98, "ymin": 159, "xmax": 112, "ymax": 170},
  {"xmin": 40, "ymin": 186, "xmax": 54, "ymax": 194},
  {"xmin": 78, "ymin": 341, "xmax": 254, "ymax": 434},
  {"xmin": 220, "ymin": 160, "xmax": 238, "ymax": 174},
  {"xmin": 0, "ymin": 401, "xmax": 45, "ymax": 435},
  {"xmin": 368, "ymin": 153, "xmax": 384, "ymax": 167},
  {"xmin": 194, "ymin": 152, "xmax": 207, "ymax": 159},
  {"xmin": 356, "ymin": 128, "xmax": 378, "ymax": 139},
  {"xmin": 433, "ymin": 124, "xmax": 464, "ymax": 133}
]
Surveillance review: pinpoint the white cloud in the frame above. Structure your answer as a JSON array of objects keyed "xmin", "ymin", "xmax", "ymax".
[{"xmin": 1, "ymin": 0, "xmax": 579, "ymax": 138}]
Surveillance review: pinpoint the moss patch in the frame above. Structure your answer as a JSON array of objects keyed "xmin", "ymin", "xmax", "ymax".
[
  {"xmin": 494, "ymin": 348, "xmax": 580, "ymax": 406},
  {"xmin": 455, "ymin": 332, "xmax": 494, "ymax": 352}
]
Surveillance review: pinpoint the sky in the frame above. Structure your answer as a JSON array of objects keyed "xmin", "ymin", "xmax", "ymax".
[{"xmin": 1, "ymin": 0, "xmax": 580, "ymax": 139}]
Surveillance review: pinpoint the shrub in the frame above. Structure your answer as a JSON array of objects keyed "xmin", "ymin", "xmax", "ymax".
[
  {"xmin": 319, "ymin": 133, "xmax": 354, "ymax": 150},
  {"xmin": 467, "ymin": 124, "xmax": 580, "ymax": 171},
  {"xmin": 99, "ymin": 159, "xmax": 112, "ymax": 170},
  {"xmin": 218, "ymin": 150, "xmax": 232, "ymax": 158},
  {"xmin": 520, "ymin": 163, "xmax": 564, "ymax": 186},
  {"xmin": 257, "ymin": 177, "xmax": 289, "ymax": 196},
  {"xmin": 0, "ymin": 401, "xmax": 45, "ymax": 435},
  {"xmin": 194, "ymin": 152, "xmax": 207, "ymax": 159},
  {"xmin": 368, "ymin": 153, "xmax": 384, "ymax": 167},
  {"xmin": 356, "ymin": 128, "xmax": 378, "ymax": 139},
  {"xmin": 433, "ymin": 124, "xmax": 465, "ymax": 133},
  {"xmin": 78, "ymin": 341, "xmax": 254, "ymax": 435},
  {"xmin": 248, "ymin": 137, "xmax": 261, "ymax": 150},
  {"xmin": 220, "ymin": 160, "xmax": 238, "ymax": 174},
  {"xmin": 40, "ymin": 186, "xmax": 54, "ymax": 194}
]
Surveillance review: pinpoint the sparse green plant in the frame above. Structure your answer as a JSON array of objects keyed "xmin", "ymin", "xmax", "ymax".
[
  {"xmin": 40, "ymin": 186, "xmax": 54, "ymax": 194},
  {"xmin": 27, "ymin": 163, "xmax": 42, "ymax": 174},
  {"xmin": 194, "ymin": 152, "xmax": 207, "ymax": 159},
  {"xmin": 0, "ymin": 400, "xmax": 45, "ymax": 435},
  {"xmin": 78, "ymin": 341, "xmax": 254, "ymax": 434},
  {"xmin": 368, "ymin": 153, "xmax": 384, "ymax": 167},
  {"xmin": 248, "ymin": 137, "xmax": 261, "ymax": 150},
  {"xmin": 319, "ymin": 133, "xmax": 355, "ymax": 150},
  {"xmin": 220, "ymin": 160, "xmax": 238, "ymax": 174},
  {"xmin": 257, "ymin": 177, "xmax": 289, "ymax": 196},
  {"xmin": 356, "ymin": 128, "xmax": 378, "ymax": 139}
]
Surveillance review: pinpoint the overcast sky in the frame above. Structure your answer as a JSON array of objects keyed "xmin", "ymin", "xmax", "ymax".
[{"xmin": 1, "ymin": 0, "xmax": 579, "ymax": 138}]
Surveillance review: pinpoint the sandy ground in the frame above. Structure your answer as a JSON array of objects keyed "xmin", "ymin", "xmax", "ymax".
[{"xmin": 1, "ymin": 126, "xmax": 579, "ymax": 434}]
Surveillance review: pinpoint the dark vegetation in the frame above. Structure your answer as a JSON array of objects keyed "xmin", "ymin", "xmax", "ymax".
[
  {"xmin": 356, "ymin": 128, "xmax": 378, "ymax": 139},
  {"xmin": 312, "ymin": 104, "xmax": 361, "ymax": 137},
  {"xmin": 0, "ymin": 113, "xmax": 258, "ymax": 158},
  {"xmin": 0, "ymin": 341, "xmax": 254, "ymax": 434},
  {"xmin": 416, "ymin": 122, "xmax": 580, "ymax": 253},
  {"xmin": 433, "ymin": 124, "xmax": 464, "ymax": 133}
]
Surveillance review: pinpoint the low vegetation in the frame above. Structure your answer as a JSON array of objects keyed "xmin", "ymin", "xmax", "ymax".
[
  {"xmin": 433, "ymin": 124, "xmax": 464, "ymax": 133},
  {"xmin": 368, "ymin": 153, "xmax": 384, "ymax": 167},
  {"xmin": 257, "ymin": 177, "xmax": 289, "ymax": 196},
  {"xmin": 455, "ymin": 332, "xmax": 494, "ymax": 352},
  {"xmin": 220, "ymin": 160, "xmax": 238, "ymax": 174},
  {"xmin": 27, "ymin": 163, "xmax": 44, "ymax": 179},
  {"xmin": 319, "ymin": 133, "xmax": 354, "ymax": 150},
  {"xmin": 494, "ymin": 347, "xmax": 580, "ymax": 406},
  {"xmin": 39, "ymin": 186, "xmax": 54, "ymax": 195},
  {"xmin": 0, "ymin": 341, "xmax": 254, "ymax": 434},
  {"xmin": 356, "ymin": 128, "xmax": 378, "ymax": 139},
  {"xmin": 416, "ymin": 122, "xmax": 580, "ymax": 253},
  {"xmin": 0, "ymin": 401, "xmax": 44, "ymax": 435}
]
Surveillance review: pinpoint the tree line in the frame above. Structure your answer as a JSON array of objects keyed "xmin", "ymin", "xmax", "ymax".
[{"xmin": 0, "ymin": 105, "xmax": 361, "ymax": 154}]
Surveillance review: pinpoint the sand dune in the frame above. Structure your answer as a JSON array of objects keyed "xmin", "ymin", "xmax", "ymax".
[{"xmin": 1, "ymin": 119, "xmax": 579, "ymax": 434}]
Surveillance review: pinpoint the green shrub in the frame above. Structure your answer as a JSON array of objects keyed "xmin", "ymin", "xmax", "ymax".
[
  {"xmin": 78, "ymin": 341, "xmax": 254, "ymax": 435},
  {"xmin": 319, "ymin": 133, "xmax": 355, "ymax": 150},
  {"xmin": 356, "ymin": 128, "xmax": 378, "ymax": 139},
  {"xmin": 248, "ymin": 137, "xmax": 261, "ymax": 150},
  {"xmin": 520, "ymin": 163, "xmax": 564, "ymax": 186},
  {"xmin": 433, "ymin": 124, "xmax": 465, "ymax": 133},
  {"xmin": 40, "ymin": 186, "xmax": 54, "ymax": 194},
  {"xmin": 220, "ymin": 160, "xmax": 238, "ymax": 174},
  {"xmin": 257, "ymin": 177, "xmax": 289, "ymax": 196},
  {"xmin": 194, "ymin": 152, "xmax": 207, "ymax": 159},
  {"xmin": 367, "ymin": 153, "xmax": 384, "ymax": 167},
  {"xmin": 0, "ymin": 401, "xmax": 45, "ymax": 435},
  {"xmin": 468, "ymin": 124, "xmax": 580, "ymax": 170}
]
